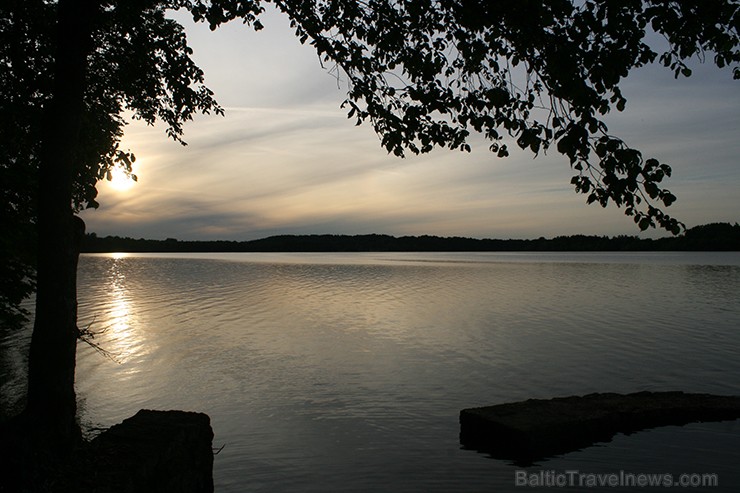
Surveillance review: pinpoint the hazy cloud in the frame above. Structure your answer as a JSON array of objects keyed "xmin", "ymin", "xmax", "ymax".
[{"xmin": 80, "ymin": 9, "xmax": 740, "ymax": 240}]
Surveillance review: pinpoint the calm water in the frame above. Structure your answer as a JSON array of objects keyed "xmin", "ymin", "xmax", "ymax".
[{"xmin": 2, "ymin": 251, "xmax": 740, "ymax": 491}]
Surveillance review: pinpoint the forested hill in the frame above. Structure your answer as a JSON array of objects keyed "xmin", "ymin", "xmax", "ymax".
[{"xmin": 80, "ymin": 223, "xmax": 740, "ymax": 253}]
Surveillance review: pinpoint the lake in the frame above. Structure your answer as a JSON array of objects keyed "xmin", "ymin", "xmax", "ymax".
[{"xmin": 2, "ymin": 251, "xmax": 740, "ymax": 491}]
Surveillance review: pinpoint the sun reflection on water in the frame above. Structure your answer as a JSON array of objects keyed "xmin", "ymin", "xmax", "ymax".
[{"xmin": 97, "ymin": 257, "xmax": 143, "ymax": 363}]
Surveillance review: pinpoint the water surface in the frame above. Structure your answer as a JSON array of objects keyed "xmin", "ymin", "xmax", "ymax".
[{"xmin": 2, "ymin": 252, "xmax": 739, "ymax": 491}]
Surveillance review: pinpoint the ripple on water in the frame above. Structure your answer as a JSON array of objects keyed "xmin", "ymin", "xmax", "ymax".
[{"xmin": 5, "ymin": 252, "xmax": 740, "ymax": 492}]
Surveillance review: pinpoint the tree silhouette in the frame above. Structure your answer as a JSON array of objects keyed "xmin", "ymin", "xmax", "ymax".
[
  {"xmin": 1, "ymin": 0, "xmax": 737, "ymax": 474},
  {"xmin": 2, "ymin": 0, "xmax": 226, "ymax": 465},
  {"xmin": 1, "ymin": 0, "xmax": 221, "ymax": 333},
  {"xmin": 261, "ymin": 0, "xmax": 736, "ymax": 234}
]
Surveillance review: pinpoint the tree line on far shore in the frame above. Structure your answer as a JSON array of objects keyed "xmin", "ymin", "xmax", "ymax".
[{"xmin": 82, "ymin": 222, "xmax": 740, "ymax": 253}]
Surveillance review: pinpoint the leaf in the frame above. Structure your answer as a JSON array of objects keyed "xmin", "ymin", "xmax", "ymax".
[
  {"xmin": 644, "ymin": 182, "xmax": 659, "ymax": 199},
  {"xmin": 662, "ymin": 192, "xmax": 676, "ymax": 207}
]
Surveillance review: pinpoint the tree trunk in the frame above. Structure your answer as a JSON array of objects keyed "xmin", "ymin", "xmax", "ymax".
[{"xmin": 25, "ymin": 0, "xmax": 95, "ymax": 448}]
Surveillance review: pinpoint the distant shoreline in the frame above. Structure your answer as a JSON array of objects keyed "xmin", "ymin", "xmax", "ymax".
[{"xmin": 81, "ymin": 223, "xmax": 740, "ymax": 253}]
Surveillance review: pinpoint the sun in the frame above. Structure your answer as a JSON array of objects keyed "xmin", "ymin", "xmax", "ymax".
[{"xmin": 106, "ymin": 166, "xmax": 136, "ymax": 192}]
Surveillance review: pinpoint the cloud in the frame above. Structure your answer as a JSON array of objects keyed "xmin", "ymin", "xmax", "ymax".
[{"xmin": 80, "ymin": 10, "xmax": 740, "ymax": 241}]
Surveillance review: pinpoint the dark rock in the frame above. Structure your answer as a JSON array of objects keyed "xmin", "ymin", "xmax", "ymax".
[
  {"xmin": 74, "ymin": 410, "xmax": 214, "ymax": 493},
  {"xmin": 460, "ymin": 391, "xmax": 740, "ymax": 465}
]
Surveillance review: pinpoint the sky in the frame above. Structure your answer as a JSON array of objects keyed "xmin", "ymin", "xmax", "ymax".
[{"xmin": 79, "ymin": 8, "xmax": 740, "ymax": 241}]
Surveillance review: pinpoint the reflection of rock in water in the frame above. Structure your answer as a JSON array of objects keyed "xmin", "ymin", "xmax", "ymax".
[{"xmin": 460, "ymin": 391, "xmax": 740, "ymax": 465}]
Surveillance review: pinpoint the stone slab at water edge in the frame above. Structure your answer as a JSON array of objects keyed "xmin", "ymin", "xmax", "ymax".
[
  {"xmin": 459, "ymin": 391, "xmax": 740, "ymax": 465},
  {"xmin": 0, "ymin": 409, "xmax": 213, "ymax": 492},
  {"xmin": 75, "ymin": 409, "xmax": 214, "ymax": 492}
]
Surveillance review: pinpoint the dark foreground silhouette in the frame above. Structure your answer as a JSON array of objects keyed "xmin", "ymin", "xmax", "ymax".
[
  {"xmin": 460, "ymin": 391, "xmax": 740, "ymax": 466},
  {"xmin": 0, "ymin": 410, "xmax": 213, "ymax": 492}
]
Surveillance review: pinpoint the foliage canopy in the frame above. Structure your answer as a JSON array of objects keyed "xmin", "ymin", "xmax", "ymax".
[
  {"xmin": 1, "ymin": 0, "xmax": 221, "ymax": 325},
  {"xmin": 1, "ymin": 0, "xmax": 738, "ymax": 325},
  {"xmin": 188, "ymin": 0, "xmax": 736, "ymax": 233}
]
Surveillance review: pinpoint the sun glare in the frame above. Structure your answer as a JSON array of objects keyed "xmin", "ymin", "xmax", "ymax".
[{"xmin": 107, "ymin": 166, "xmax": 136, "ymax": 192}]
